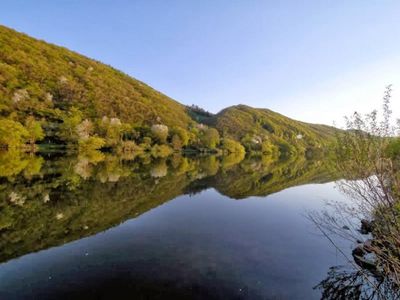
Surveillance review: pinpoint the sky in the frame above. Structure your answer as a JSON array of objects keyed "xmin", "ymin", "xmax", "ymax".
[{"xmin": 1, "ymin": 0, "xmax": 400, "ymax": 126}]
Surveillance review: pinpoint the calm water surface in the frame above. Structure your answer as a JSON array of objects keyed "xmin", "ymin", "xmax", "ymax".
[{"xmin": 0, "ymin": 152, "xmax": 353, "ymax": 299}]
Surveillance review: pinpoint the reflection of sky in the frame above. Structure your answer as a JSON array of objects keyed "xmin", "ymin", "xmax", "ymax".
[
  {"xmin": 0, "ymin": 182, "xmax": 352, "ymax": 299},
  {"xmin": 1, "ymin": 1, "xmax": 399, "ymax": 126}
]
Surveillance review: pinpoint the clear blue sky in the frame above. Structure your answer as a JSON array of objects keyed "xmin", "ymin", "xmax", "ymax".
[{"xmin": 1, "ymin": 0, "xmax": 400, "ymax": 125}]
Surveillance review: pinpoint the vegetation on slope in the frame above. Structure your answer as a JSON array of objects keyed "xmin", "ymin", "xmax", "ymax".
[
  {"xmin": 210, "ymin": 105, "xmax": 339, "ymax": 155},
  {"xmin": 0, "ymin": 25, "xmax": 338, "ymax": 157},
  {"xmin": 0, "ymin": 25, "xmax": 191, "ymax": 128},
  {"xmin": 310, "ymin": 89, "xmax": 400, "ymax": 297}
]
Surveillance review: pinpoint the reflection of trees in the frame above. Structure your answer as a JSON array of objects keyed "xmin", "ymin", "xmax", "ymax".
[
  {"xmin": 315, "ymin": 266, "xmax": 400, "ymax": 300},
  {"xmin": 308, "ymin": 194, "xmax": 400, "ymax": 299},
  {"xmin": 150, "ymin": 159, "xmax": 168, "ymax": 178},
  {"xmin": 220, "ymin": 151, "xmax": 245, "ymax": 170},
  {"xmin": 0, "ymin": 155, "xmax": 193, "ymax": 262},
  {"xmin": 0, "ymin": 152, "xmax": 338, "ymax": 263},
  {"xmin": 0, "ymin": 150, "xmax": 43, "ymax": 178},
  {"xmin": 96, "ymin": 155, "xmax": 130, "ymax": 183},
  {"xmin": 199, "ymin": 155, "xmax": 220, "ymax": 176},
  {"xmin": 211, "ymin": 155, "xmax": 338, "ymax": 199}
]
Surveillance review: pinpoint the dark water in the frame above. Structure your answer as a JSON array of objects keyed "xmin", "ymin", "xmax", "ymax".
[{"xmin": 0, "ymin": 151, "xmax": 354, "ymax": 299}]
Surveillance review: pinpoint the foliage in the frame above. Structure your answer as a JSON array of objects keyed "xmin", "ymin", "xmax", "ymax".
[
  {"xmin": 336, "ymin": 87, "xmax": 400, "ymax": 285},
  {"xmin": 59, "ymin": 107, "xmax": 83, "ymax": 143},
  {"xmin": 200, "ymin": 128, "xmax": 220, "ymax": 149},
  {"xmin": 0, "ymin": 150, "xmax": 40, "ymax": 177},
  {"xmin": 118, "ymin": 141, "xmax": 141, "ymax": 153},
  {"xmin": 0, "ymin": 25, "xmax": 338, "ymax": 157},
  {"xmin": 315, "ymin": 265, "xmax": 400, "ymax": 300},
  {"xmin": 170, "ymin": 126, "xmax": 189, "ymax": 150},
  {"xmin": 78, "ymin": 136, "xmax": 106, "ymax": 152},
  {"xmin": 98, "ymin": 116, "xmax": 129, "ymax": 147},
  {"xmin": 0, "ymin": 25, "xmax": 192, "ymax": 129},
  {"xmin": 24, "ymin": 116, "xmax": 44, "ymax": 144},
  {"xmin": 0, "ymin": 118, "xmax": 28, "ymax": 148},
  {"xmin": 261, "ymin": 139, "xmax": 279, "ymax": 156},
  {"xmin": 220, "ymin": 138, "xmax": 245, "ymax": 154},
  {"xmin": 0, "ymin": 151, "xmax": 338, "ymax": 262},
  {"xmin": 211, "ymin": 105, "xmax": 338, "ymax": 155},
  {"xmin": 76, "ymin": 119, "xmax": 94, "ymax": 140},
  {"xmin": 386, "ymin": 138, "xmax": 400, "ymax": 159},
  {"xmin": 187, "ymin": 104, "xmax": 214, "ymax": 123},
  {"xmin": 220, "ymin": 151, "xmax": 245, "ymax": 169},
  {"xmin": 310, "ymin": 86, "xmax": 400, "ymax": 293},
  {"xmin": 151, "ymin": 124, "xmax": 169, "ymax": 144},
  {"xmin": 151, "ymin": 144, "xmax": 173, "ymax": 158}
]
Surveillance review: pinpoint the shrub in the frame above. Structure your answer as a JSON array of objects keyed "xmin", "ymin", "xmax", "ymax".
[
  {"xmin": 221, "ymin": 138, "xmax": 245, "ymax": 154},
  {"xmin": 78, "ymin": 136, "xmax": 106, "ymax": 152},
  {"xmin": 200, "ymin": 128, "xmax": 220, "ymax": 149},
  {"xmin": 151, "ymin": 124, "xmax": 169, "ymax": 144},
  {"xmin": 386, "ymin": 138, "xmax": 400, "ymax": 159},
  {"xmin": 261, "ymin": 140, "xmax": 278, "ymax": 155},
  {"xmin": 25, "ymin": 116, "xmax": 44, "ymax": 145},
  {"xmin": 170, "ymin": 126, "xmax": 189, "ymax": 149},
  {"xmin": 151, "ymin": 144, "xmax": 173, "ymax": 158},
  {"xmin": 76, "ymin": 119, "xmax": 94, "ymax": 140},
  {"xmin": 0, "ymin": 118, "xmax": 29, "ymax": 148}
]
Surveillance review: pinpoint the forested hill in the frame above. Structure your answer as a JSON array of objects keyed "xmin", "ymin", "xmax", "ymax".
[
  {"xmin": 0, "ymin": 25, "xmax": 191, "ymax": 128},
  {"xmin": 0, "ymin": 25, "xmax": 339, "ymax": 155},
  {"xmin": 209, "ymin": 105, "xmax": 339, "ymax": 154}
]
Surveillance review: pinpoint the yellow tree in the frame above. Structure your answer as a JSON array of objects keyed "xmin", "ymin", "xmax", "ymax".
[
  {"xmin": 25, "ymin": 116, "xmax": 44, "ymax": 145},
  {"xmin": 0, "ymin": 118, "xmax": 29, "ymax": 149}
]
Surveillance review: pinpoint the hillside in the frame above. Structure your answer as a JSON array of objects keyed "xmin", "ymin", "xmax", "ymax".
[
  {"xmin": 209, "ymin": 105, "xmax": 339, "ymax": 154},
  {"xmin": 0, "ymin": 25, "xmax": 338, "ymax": 155},
  {"xmin": 0, "ymin": 25, "xmax": 192, "ymax": 128}
]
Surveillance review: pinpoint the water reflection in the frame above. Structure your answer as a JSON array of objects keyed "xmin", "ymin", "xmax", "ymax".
[
  {"xmin": 0, "ymin": 150, "xmax": 337, "ymax": 264},
  {"xmin": 315, "ymin": 265, "xmax": 399, "ymax": 300},
  {"xmin": 1, "ymin": 150, "xmax": 359, "ymax": 299}
]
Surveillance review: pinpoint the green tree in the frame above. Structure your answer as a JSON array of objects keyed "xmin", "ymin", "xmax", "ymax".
[
  {"xmin": 221, "ymin": 138, "xmax": 245, "ymax": 154},
  {"xmin": 151, "ymin": 144, "xmax": 173, "ymax": 158},
  {"xmin": 0, "ymin": 149, "xmax": 29, "ymax": 177},
  {"xmin": 25, "ymin": 116, "xmax": 44, "ymax": 145},
  {"xmin": 78, "ymin": 136, "xmax": 106, "ymax": 152},
  {"xmin": 201, "ymin": 128, "xmax": 220, "ymax": 149},
  {"xmin": 241, "ymin": 134, "xmax": 261, "ymax": 152},
  {"xmin": 171, "ymin": 127, "xmax": 189, "ymax": 148},
  {"xmin": 220, "ymin": 151, "xmax": 245, "ymax": 169},
  {"xmin": 59, "ymin": 107, "xmax": 82, "ymax": 143},
  {"xmin": 0, "ymin": 118, "xmax": 29, "ymax": 149},
  {"xmin": 99, "ymin": 117, "xmax": 130, "ymax": 147}
]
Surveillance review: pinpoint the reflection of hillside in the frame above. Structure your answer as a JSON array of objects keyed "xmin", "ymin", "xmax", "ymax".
[
  {"xmin": 211, "ymin": 155, "xmax": 339, "ymax": 199},
  {"xmin": 184, "ymin": 155, "xmax": 338, "ymax": 199},
  {"xmin": 0, "ymin": 154, "xmax": 195, "ymax": 262},
  {"xmin": 0, "ymin": 151, "xmax": 338, "ymax": 263}
]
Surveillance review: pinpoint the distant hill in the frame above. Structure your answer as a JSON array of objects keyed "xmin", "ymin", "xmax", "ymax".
[
  {"xmin": 209, "ymin": 105, "xmax": 339, "ymax": 153},
  {"xmin": 0, "ymin": 25, "xmax": 339, "ymax": 154}
]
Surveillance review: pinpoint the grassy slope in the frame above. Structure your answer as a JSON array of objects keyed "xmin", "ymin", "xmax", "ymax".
[{"xmin": 0, "ymin": 25, "xmax": 192, "ymax": 128}]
